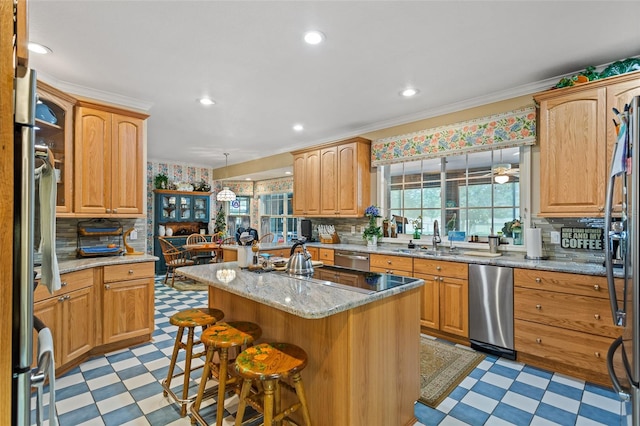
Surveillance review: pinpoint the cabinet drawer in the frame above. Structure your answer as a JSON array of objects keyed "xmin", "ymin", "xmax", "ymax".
[
  {"xmin": 104, "ymin": 262, "xmax": 154, "ymax": 283},
  {"xmin": 34, "ymin": 268, "xmax": 93, "ymax": 302},
  {"xmin": 514, "ymin": 268, "xmax": 615, "ymax": 299},
  {"xmin": 515, "ymin": 319, "xmax": 615, "ymax": 376},
  {"xmin": 370, "ymin": 254, "xmax": 413, "ymax": 274},
  {"xmin": 514, "ymin": 287, "xmax": 621, "ymax": 338},
  {"xmin": 262, "ymin": 248, "xmax": 290, "ymax": 259},
  {"xmin": 413, "ymin": 259, "xmax": 467, "ymax": 279},
  {"xmin": 318, "ymin": 248, "xmax": 334, "ymax": 264}
]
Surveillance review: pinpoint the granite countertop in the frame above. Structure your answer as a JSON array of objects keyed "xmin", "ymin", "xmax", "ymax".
[
  {"xmin": 36, "ymin": 254, "xmax": 158, "ymax": 278},
  {"xmin": 177, "ymin": 262, "xmax": 424, "ymax": 319},
  {"xmin": 213, "ymin": 240, "xmax": 612, "ymax": 276}
]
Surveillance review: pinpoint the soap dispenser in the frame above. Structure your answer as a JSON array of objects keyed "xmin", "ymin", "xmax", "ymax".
[{"xmin": 408, "ymin": 239, "xmax": 415, "ymax": 249}]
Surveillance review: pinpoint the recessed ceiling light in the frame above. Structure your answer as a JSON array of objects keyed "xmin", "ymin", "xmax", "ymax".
[
  {"xmin": 245, "ymin": 177, "xmax": 252, "ymax": 181},
  {"xmin": 199, "ymin": 97, "xmax": 215, "ymax": 106},
  {"xmin": 401, "ymin": 88, "xmax": 419, "ymax": 97},
  {"xmin": 293, "ymin": 124, "xmax": 304, "ymax": 132},
  {"xmin": 285, "ymin": 171, "xmax": 292, "ymax": 175},
  {"xmin": 304, "ymin": 30, "xmax": 325, "ymax": 45},
  {"xmin": 28, "ymin": 42, "xmax": 52, "ymax": 54}
]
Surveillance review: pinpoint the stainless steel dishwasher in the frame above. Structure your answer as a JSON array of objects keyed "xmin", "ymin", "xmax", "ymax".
[{"xmin": 468, "ymin": 264, "xmax": 516, "ymax": 360}]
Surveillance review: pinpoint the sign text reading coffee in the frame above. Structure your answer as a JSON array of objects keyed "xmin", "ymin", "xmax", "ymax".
[{"xmin": 560, "ymin": 227, "xmax": 603, "ymax": 250}]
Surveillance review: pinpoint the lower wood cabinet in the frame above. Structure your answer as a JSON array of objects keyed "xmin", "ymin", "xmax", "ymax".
[
  {"xmin": 514, "ymin": 268, "xmax": 622, "ymax": 386},
  {"xmin": 318, "ymin": 248, "xmax": 334, "ymax": 265},
  {"xmin": 33, "ymin": 269, "xmax": 95, "ymax": 370},
  {"xmin": 414, "ymin": 259, "xmax": 468, "ymax": 338},
  {"xmin": 33, "ymin": 261, "xmax": 154, "ymax": 376},
  {"xmin": 102, "ymin": 262, "xmax": 155, "ymax": 344},
  {"xmin": 369, "ymin": 254, "xmax": 413, "ymax": 275}
]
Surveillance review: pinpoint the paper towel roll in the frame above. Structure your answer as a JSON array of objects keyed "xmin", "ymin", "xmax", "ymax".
[{"xmin": 526, "ymin": 228, "xmax": 543, "ymax": 258}]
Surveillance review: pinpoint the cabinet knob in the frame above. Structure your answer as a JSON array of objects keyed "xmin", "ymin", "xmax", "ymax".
[
  {"xmin": 387, "ymin": 270, "xmax": 392, "ymax": 274},
  {"xmin": 387, "ymin": 260, "xmax": 392, "ymax": 264},
  {"xmin": 536, "ymin": 304, "xmax": 542, "ymax": 310},
  {"xmin": 113, "ymin": 209, "xmax": 118, "ymax": 213},
  {"xmin": 439, "ymin": 277, "xmax": 444, "ymax": 282},
  {"xmin": 594, "ymin": 314, "xmax": 601, "ymax": 320},
  {"xmin": 64, "ymin": 295, "xmax": 70, "ymax": 300},
  {"xmin": 536, "ymin": 338, "xmax": 542, "ymax": 344},
  {"xmin": 593, "ymin": 284, "xmax": 600, "ymax": 291},
  {"xmin": 106, "ymin": 208, "xmax": 111, "ymax": 213},
  {"xmin": 105, "ymin": 284, "xmax": 111, "ymax": 290},
  {"xmin": 58, "ymin": 297, "xmax": 65, "ymax": 302},
  {"xmin": 61, "ymin": 281, "xmax": 68, "ymax": 287},
  {"xmin": 594, "ymin": 352, "xmax": 601, "ymax": 358},
  {"xmin": 128, "ymin": 269, "xmax": 134, "ymax": 275},
  {"xmin": 535, "ymin": 278, "xmax": 542, "ymax": 283},
  {"xmin": 436, "ymin": 266, "xmax": 441, "ymax": 271}
]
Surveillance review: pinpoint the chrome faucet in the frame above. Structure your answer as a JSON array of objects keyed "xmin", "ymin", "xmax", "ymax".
[{"xmin": 432, "ymin": 220, "xmax": 441, "ymax": 251}]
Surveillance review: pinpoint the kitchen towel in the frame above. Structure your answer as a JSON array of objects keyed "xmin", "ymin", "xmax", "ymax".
[
  {"xmin": 525, "ymin": 228, "xmax": 543, "ymax": 259},
  {"xmin": 36, "ymin": 151, "xmax": 61, "ymax": 293}
]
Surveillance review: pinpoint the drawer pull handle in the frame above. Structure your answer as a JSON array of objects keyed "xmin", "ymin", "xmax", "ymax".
[
  {"xmin": 536, "ymin": 338, "xmax": 542, "ymax": 344},
  {"xmin": 593, "ymin": 284, "xmax": 600, "ymax": 291},
  {"xmin": 128, "ymin": 269, "xmax": 134, "ymax": 275},
  {"xmin": 61, "ymin": 281, "xmax": 68, "ymax": 287},
  {"xmin": 594, "ymin": 314, "xmax": 601, "ymax": 320},
  {"xmin": 105, "ymin": 284, "xmax": 111, "ymax": 290},
  {"xmin": 594, "ymin": 352, "xmax": 601, "ymax": 358},
  {"xmin": 535, "ymin": 278, "xmax": 541, "ymax": 283},
  {"xmin": 436, "ymin": 266, "xmax": 441, "ymax": 271},
  {"xmin": 536, "ymin": 304, "xmax": 542, "ymax": 310}
]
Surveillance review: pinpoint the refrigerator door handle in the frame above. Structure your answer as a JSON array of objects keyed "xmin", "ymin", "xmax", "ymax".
[
  {"xmin": 605, "ymin": 168, "xmax": 623, "ymax": 325},
  {"xmin": 608, "ymin": 336, "xmax": 632, "ymax": 400}
]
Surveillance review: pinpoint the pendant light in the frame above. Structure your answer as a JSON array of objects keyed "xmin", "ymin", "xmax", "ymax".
[
  {"xmin": 493, "ymin": 149, "xmax": 510, "ymax": 184},
  {"xmin": 216, "ymin": 153, "xmax": 237, "ymax": 202}
]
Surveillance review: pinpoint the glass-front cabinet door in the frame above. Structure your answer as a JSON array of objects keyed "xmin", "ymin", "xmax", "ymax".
[
  {"xmin": 193, "ymin": 195, "xmax": 210, "ymax": 221},
  {"xmin": 36, "ymin": 81, "xmax": 75, "ymax": 214},
  {"xmin": 158, "ymin": 194, "xmax": 177, "ymax": 221},
  {"xmin": 179, "ymin": 196, "xmax": 192, "ymax": 220}
]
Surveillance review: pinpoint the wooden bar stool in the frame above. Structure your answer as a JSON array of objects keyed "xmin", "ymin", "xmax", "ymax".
[
  {"xmin": 234, "ymin": 342, "xmax": 312, "ymax": 426},
  {"xmin": 190, "ymin": 321, "xmax": 262, "ymax": 426},
  {"xmin": 162, "ymin": 308, "xmax": 225, "ymax": 417}
]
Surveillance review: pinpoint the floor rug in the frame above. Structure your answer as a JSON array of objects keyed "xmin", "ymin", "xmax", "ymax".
[
  {"xmin": 419, "ymin": 334, "xmax": 485, "ymax": 408},
  {"xmin": 155, "ymin": 275, "xmax": 209, "ymax": 291}
]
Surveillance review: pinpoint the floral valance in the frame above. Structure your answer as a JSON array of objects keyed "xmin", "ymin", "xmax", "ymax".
[{"xmin": 371, "ymin": 106, "xmax": 536, "ymax": 166}]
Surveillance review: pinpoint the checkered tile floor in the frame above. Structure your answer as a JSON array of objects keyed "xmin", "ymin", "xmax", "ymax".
[{"xmin": 31, "ymin": 278, "xmax": 624, "ymax": 425}]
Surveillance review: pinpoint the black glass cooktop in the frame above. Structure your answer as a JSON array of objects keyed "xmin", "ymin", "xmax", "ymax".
[{"xmin": 285, "ymin": 265, "xmax": 415, "ymax": 294}]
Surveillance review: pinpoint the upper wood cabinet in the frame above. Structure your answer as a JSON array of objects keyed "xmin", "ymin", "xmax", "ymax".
[
  {"xmin": 36, "ymin": 81, "xmax": 76, "ymax": 215},
  {"xmin": 292, "ymin": 137, "xmax": 371, "ymax": 217},
  {"xmin": 74, "ymin": 102, "xmax": 148, "ymax": 217},
  {"xmin": 293, "ymin": 150, "xmax": 320, "ymax": 216},
  {"xmin": 535, "ymin": 71, "xmax": 640, "ymax": 217}
]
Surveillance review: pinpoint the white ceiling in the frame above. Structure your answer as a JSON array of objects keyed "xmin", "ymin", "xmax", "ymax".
[{"xmin": 27, "ymin": 1, "xmax": 640, "ymax": 180}]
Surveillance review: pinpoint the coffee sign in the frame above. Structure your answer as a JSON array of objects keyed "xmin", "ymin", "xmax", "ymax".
[{"xmin": 561, "ymin": 227, "xmax": 603, "ymax": 250}]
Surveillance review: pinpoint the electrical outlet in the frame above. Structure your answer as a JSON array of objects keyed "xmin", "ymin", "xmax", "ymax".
[
  {"xmin": 130, "ymin": 229, "xmax": 138, "ymax": 240},
  {"xmin": 550, "ymin": 231, "xmax": 560, "ymax": 244},
  {"xmin": 351, "ymin": 225, "xmax": 356, "ymax": 235},
  {"xmin": 359, "ymin": 226, "xmax": 365, "ymax": 234}
]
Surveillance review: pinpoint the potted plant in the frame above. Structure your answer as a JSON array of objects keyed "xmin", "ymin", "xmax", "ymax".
[
  {"xmin": 411, "ymin": 215, "xmax": 423, "ymax": 239},
  {"xmin": 363, "ymin": 205, "xmax": 383, "ymax": 247},
  {"xmin": 214, "ymin": 205, "xmax": 226, "ymax": 237},
  {"xmin": 154, "ymin": 173, "xmax": 168, "ymax": 190}
]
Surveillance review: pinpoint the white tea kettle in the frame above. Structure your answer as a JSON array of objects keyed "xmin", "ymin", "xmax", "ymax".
[{"xmin": 285, "ymin": 240, "xmax": 314, "ymax": 276}]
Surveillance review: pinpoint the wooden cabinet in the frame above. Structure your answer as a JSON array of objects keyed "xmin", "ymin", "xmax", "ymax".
[
  {"xmin": 292, "ymin": 150, "xmax": 320, "ymax": 216},
  {"xmin": 369, "ymin": 254, "xmax": 413, "ymax": 275},
  {"xmin": 292, "ymin": 137, "xmax": 370, "ymax": 217},
  {"xmin": 261, "ymin": 246, "xmax": 291, "ymax": 259},
  {"xmin": 318, "ymin": 248, "xmax": 334, "ymax": 265},
  {"xmin": 36, "ymin": 81, "xmax": 76, "ymax": 215},
  {"xmin": 102, "ymin": 262, "xmax": 155, "ymax": 344},
  {"xmin": 514, "ymin": 268, "xmax": 622, "ymax": 386},
  {"xmin": 74, "ymin": 102, "xmax": 147, "ymax": 217},
  {"xmin": 414, "ymin": 259, "xmax": 468, "ymax": 338},
  {"xmin": 33, "ymin": 269, "xmax": 95, "ymax": 369},
  {"xmin": 535, "ymin": 72, "xmax": 640, "ymax": 217}
]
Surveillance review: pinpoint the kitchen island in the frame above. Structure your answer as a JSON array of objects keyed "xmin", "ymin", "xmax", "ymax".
[{"xmin": 178, "ymin": 262, "xmax": 424, "ymax": 426}]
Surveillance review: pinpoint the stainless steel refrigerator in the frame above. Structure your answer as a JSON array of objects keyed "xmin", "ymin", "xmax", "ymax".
[{"xmin": 606, "ymin": 95, "xmax": 640, "ymax": 425}]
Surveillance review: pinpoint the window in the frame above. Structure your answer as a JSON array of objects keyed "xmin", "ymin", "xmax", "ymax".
[
  {"xmin": 260, "ymin": 193, "xmax": 297, "ymax": 243},
  {"xmin": 227, "ymin": 196, "xmax": 251, "ymax": 237},
  {"xmin": 385, "ymin": 147, "xmax": 521, "ymax": 238}
]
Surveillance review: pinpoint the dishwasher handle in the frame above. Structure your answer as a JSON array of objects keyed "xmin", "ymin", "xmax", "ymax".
[{"xmin": 334, "ymin": 252, "xmax": 369, "ymax": 261}]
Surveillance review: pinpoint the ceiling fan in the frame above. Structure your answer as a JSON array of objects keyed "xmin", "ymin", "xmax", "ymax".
[{"xmin": 483, "ymin": 163, "xmax": 520, "ymax": 184}]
